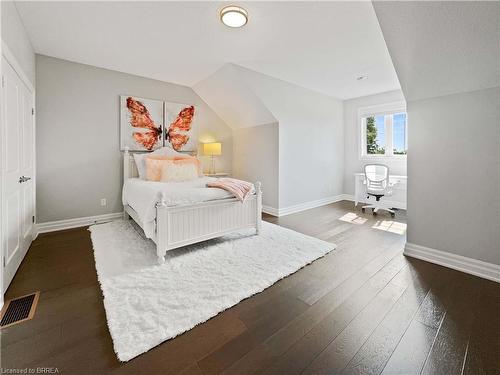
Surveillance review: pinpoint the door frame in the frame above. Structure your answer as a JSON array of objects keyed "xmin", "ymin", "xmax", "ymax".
[{"xmin": 0, "ymin": 41, "xmax": 36, "ymax": 306}]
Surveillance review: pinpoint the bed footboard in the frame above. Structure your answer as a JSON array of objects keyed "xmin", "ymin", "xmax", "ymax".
[{"xmin": 155, "ymin": 182, "xmax": 262, "ymax": 263}]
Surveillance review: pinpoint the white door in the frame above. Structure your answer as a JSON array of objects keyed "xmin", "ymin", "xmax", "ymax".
[{"xmin": 2, "ymin": 57, "xmax": 35, "ymax": 292}]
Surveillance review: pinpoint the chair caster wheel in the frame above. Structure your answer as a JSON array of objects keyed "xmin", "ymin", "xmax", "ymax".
[
  {"xmin": 361, "ymin": 208, "xmax": 365, "ymax": 213},
  {"xmin": 391, "ymin": 213, "xmax": 395, "ymax": 218}
]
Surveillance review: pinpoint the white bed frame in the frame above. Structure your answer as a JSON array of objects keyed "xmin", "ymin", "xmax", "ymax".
[{"xmin": 123, "ymin": 149, "xmax": 262, "ymax": 263}]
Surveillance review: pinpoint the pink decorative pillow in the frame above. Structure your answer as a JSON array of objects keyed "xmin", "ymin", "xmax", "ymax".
[
  {"xmin": 134, "ymin": 147, "xmax": 189, "ymax": 179},
  {"xmin": 145, "ymin": 155, "xmax": 202, "ymax": 182},
  {"xmin": 144, "ymin": 157, "xmax": 165, "ymax": 181}
]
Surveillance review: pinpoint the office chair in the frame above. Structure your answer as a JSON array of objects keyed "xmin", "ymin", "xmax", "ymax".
[{"xmin": 361, "ymin": 164, "xmax": 395, "ymax": 218}]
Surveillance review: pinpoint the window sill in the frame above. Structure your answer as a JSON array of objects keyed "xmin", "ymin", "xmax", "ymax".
[{"xmin": 359, "ymin": 155, "xmax": 407, "ymax": 162}]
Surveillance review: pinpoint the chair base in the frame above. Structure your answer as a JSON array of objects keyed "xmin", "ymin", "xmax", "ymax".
[{"xmin": 362, "ymin": 204, "xmax": 395, "ymax": 217}]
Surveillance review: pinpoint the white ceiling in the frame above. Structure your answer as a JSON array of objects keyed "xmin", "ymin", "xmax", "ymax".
[
  {"xmin": 373, "ymin": 1, "xmax": 500, "ymax": 101},
  {"xmin": 15, "ymin": 1, "xmax": 400, "ymax": 100}
]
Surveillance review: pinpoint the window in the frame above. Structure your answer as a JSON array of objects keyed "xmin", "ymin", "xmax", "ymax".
[
  {"xmin": 392, "ymin": 113, "xmax": 408, "ymax": 155},
  {"xmin": 359, "ymin": 103, "xmax": 407, "ymax": 158}
]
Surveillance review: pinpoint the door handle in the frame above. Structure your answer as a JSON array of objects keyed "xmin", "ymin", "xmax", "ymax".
[{"xmin": 19, "ymin": 176, "xmax": 31, "ymax": 183}]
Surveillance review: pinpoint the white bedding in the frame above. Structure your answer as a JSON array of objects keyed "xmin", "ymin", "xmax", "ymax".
[{"xmin": 122, "ymin": 177, "xmax": 234, "ymax": 238}]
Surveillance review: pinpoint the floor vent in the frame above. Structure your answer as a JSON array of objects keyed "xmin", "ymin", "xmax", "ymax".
[{"xmin": 0, "ymin": 291, "xmax": 40, "ymax": 328}]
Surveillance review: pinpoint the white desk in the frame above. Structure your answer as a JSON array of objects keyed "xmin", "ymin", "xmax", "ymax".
[{"xmin": 354, "ymin": 173, "xmax": 407, "ymax": 210}]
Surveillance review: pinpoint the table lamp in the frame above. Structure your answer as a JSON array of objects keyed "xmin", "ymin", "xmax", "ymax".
[{"xmin": 203, "ymin": 142, "xmax": 222, "ymax": 174}]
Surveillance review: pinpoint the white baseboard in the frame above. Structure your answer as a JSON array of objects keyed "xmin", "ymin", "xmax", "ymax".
[
  {"xmin": 262, "ymin": 205, "xmax": 280, "ymax": 216},
  {"xmin": 338, "ymin": 194, "xmax": 353, "ymax": 202},
  {"xmin": 404, "ymin": 242, "xmax": 500, "ymax": 283},
  {"xmin": 36, "ymin": 212, "xmax": 123, "ymax": 235},
  {"xmin": 36, "ymin": 195, "xmax": 346, "ymax": 232},
  {"xmin": 342, "ymin": 194, "xmax": 406, "ymax": 210},
  {"xmin": 263, "ymin": 195, "xmax": 349, "ymax": 217}
]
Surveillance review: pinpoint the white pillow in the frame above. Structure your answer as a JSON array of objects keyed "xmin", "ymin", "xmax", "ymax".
[{"xmin": 133, "ymin": 147, "xmax": 188, "ymax": 179}]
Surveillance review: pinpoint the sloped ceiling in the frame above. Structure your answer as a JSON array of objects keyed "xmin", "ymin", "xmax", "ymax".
[
  {"xmin": 373, "ymin": 1, "xmax": 500, "ymax": 101},
  {"xmin": 193, "ymin": 64, "xmax": 277, "ymax": 129},
  {"xmin": 194, "ymin": 63, "xmax": 342, "ymax": 130},
  {"xmin": 15, "ymin": 1, "xmax": 400, "ymax": 100}
]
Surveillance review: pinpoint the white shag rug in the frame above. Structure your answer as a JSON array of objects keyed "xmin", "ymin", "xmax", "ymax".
[{"xmin": 89, "ymin": 220, "xmax": 335, "ymax": 361}]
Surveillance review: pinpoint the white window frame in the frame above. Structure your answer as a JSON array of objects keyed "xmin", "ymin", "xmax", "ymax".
[{"xmin": 358, "ymin": 101, "xmax": 407, "ymax": 161}]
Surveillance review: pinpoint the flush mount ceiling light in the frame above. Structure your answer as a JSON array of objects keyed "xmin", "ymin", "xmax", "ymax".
[
  {"xmin": 220, "ymin": 6, "xmax": 248, "ymax": 28},
  {"xmin": 356, "ymin": 75, "xmax": 368, "ymax": 81}
]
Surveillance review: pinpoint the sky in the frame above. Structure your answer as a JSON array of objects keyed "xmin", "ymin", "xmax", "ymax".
[
  {"xmin": 393, "ymin": 113, "xmax": 407, "ymax": 152},
  {"xmin": 375, "ymin": 113, "xmax": 406, "ymax": 152},
  {"xmin": 375, "ymin": 115, "xmax": 386, "ymax": 148}
]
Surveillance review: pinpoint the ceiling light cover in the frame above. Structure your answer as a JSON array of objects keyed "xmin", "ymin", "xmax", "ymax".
[{"xmin": 220, "ymin": 6, "xmax": 248, "ymax": 28}]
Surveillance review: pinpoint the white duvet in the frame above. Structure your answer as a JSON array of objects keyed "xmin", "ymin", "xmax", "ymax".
[{"xmin": 122, "ymin": 177, "xmax": 234, "ymax": 238}]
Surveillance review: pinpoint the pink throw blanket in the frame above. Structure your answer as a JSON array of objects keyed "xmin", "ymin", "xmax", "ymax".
[{"xmin": 207, "ymin": 178, "xmax": 254, "ymax": 202}]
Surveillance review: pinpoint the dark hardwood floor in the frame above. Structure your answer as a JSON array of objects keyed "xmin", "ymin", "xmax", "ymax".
[{"xmin": 2, "ymin": 201, "xmax": 499, "ymax": 374}]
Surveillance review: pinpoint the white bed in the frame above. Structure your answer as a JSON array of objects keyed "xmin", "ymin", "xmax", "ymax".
[{"xmin": 122, "ymin": 149, "xmax": 262, "ymax": 263}]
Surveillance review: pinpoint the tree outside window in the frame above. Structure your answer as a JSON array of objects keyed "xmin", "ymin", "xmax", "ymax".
[{"xmin": 366, "ymin": 116, "xmax": 385, "ymax": 155}]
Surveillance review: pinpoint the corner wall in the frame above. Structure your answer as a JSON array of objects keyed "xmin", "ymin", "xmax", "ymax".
[
  {"xmin": 240, "ymin": 67, "xmax": 345, "ymax": 208},
  {"xmin": 407, "ymin": 87, "xmax": 500, "ymax": 266},
  {"xmin": 195, "ymin": 64, "xmax": 345, "ymax": 212},
  {"xmin": 36, "ymin": 55, "xmax": 232, "ymax": 223},
  {"xmin": 232, "ymin": 123, "xmax": 279, "ymax": 209},
  {"xmin": 274, "ymin": 85, "xmax": 344, "ymax": 208}
]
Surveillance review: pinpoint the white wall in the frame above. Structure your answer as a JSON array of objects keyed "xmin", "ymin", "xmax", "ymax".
[
  {"xmin": 237, "ymin": 68, "xmax": 344, "ymax": 208},
  {"xmin": 232, "ymin": 123, "xmax": 279, "ymax": 209},
  {"xmin": 276, "ymin": 86, "xmax": 344, "ymax": 208},
  {"xmin": 343, "ymin": 90, "xmax": 406, "ymax": 195},
  {"xmin": 196, "ymin": 64, "xmax": 344, "ymax": 210},
  {"xmin": 1, "ymin": 1, "xmax": 35, "ymax": 85},
  {"xmin": 407, "ymin": 87, "xmax": 500, "ymax": 265},
  {"xmin": 36, "ymin": 55, "xmax": 232, "ymax": 223}
]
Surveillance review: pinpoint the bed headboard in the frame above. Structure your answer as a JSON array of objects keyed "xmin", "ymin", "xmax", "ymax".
[{"xmin": 123, "ymin": 148, "xmax": 139, "ymax": 180}]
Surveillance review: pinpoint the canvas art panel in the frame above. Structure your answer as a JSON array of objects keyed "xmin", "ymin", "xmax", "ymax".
[
  {"xmin": 164, "ymin": 102, "xmax": 197, "ymax": 152},
  {"xmin": 120, "ymin": 96, "xmax": 164, "ymax": 151}
]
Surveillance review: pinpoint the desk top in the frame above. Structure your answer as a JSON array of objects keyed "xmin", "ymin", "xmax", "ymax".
[{"xmin": 355, "ymin": 173, "xmax": 407, "ymax": 180}]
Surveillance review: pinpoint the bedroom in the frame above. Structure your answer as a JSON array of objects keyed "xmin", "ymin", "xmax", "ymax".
[{"xmin": 1, "ymin": 1, "xmax": 499, "ymax": 374}]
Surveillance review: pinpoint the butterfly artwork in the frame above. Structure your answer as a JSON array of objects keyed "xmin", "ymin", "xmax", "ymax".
[
  {"xmin": 120, "ymin": 96, "xmax": 164, "ymax": 151},
  {"xmin": 164, "ymin": 103, "xmax": 197, "ymax": 152}
]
